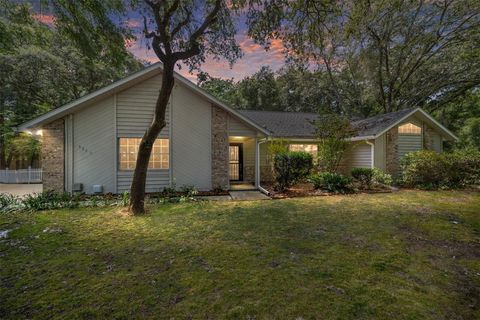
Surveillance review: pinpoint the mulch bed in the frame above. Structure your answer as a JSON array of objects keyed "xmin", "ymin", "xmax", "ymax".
[{"xmin": 263, "ymin": 182, "xmax": 393, "ymax": 199}]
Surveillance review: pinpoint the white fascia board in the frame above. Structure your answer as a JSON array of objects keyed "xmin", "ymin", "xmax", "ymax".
[
  {"xmin": 18, "ymin": 64, "xmax": 161, "ymax": 131},
  {"xmin": 373, "ymin": 108, "xmax": 458, "ymax": 141}
]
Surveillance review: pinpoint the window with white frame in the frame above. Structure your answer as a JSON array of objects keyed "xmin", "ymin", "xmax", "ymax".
[
  {"xmin": 119, "ymin": 138, "xmax": 169, "ymax": 170},
  {"xmin": 398, "ymin": 123, "xmax": 422, "ymax": 134},
  {"xmin": 289, "ymin": 144, "xmax": 318, "ymax": 156}
]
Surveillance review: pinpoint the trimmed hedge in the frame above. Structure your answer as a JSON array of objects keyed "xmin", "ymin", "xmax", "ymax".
[
  {"xmin": 274, "ymin": 151, "xmax": 313, "ymax": 191},
  {"xmin": 401, "ymin": 149, "xmax": 480, "ymax": 189}
]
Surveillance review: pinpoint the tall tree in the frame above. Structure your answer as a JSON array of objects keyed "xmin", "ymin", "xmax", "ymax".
[
  {"xmin": 49, "ymin": 0, "xmax": 242, "ymax": 214},
  {"xmin": 0, "ymin": 1, "xmax": 142, "ymax": 169},
  {"xmin": 246, "ymin": 0, "xmax": 480, "ymax": 116},
  {"xmin": 236, "ymin": 66, "xmax": 281, "ymax": 110}
]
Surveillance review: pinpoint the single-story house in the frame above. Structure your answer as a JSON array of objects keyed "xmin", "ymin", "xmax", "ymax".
[{"xmin": 19, "ymin": 63, "xmax": 458, "ymax": 194}]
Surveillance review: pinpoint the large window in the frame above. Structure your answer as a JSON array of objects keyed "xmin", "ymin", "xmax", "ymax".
[
  {"xmin": 289, "ymin": 144, "xmax": 318, "ymax": 156},
  {"xmin": 398, "ymin": 123, "xmax": 422, "ymax": 134},
  {"xmin": 119, "ymin": 138, "xmax": 169, "ymax": 170}
]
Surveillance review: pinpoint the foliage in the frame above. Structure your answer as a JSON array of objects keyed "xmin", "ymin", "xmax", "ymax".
[
  {"xmin": 401, "ymin": 150, "xmax": 480, "ymax": 189},
  {"xmin": 246, "ymin": 0, "xmax": 480, "ymax": 116},
  {"xmin": 372, "ymin": 168, "xmax": 393, "ymax": 186},
  {"xmin": 267, "ymin": 139, "xmax": 289, "ymax": 158},
  {"xmin": 198, "ymin": 72, "xmax": 240, "ymax": 106},
  {"xmin": 0, "ymin": 193, "xmax": 19, "ymax": 211},
  {"xmin": 121, "ymin": 191, "xmax": 130, "ymax": 207},
  {"xmin": 315, "ymin": 114, "xmax": 354, "ymax": 172},
  {"xmin": 458, "ymin": 117, "xmax": 480, "ymax": 150},
  {"xmin": 0, "ymin": 1, "xmax": 142, "ymax": 169},
  {"xmin": 179, "ymin": 185, "xmax": 199, "ymax": 198},
  {"xmin": 309, "ymin": 172, "xmax": 353, "ymax": 193},
  {"xmin": 22, "ymin": 191, "xmax": 76, "ymax": 211},
  {"xmin": 351, "ymin": 168, "xmax": 374, "ymax": 189},
  {"xmin": 273, "ymin": 151, "xmax": 313, "ymax": 190}
]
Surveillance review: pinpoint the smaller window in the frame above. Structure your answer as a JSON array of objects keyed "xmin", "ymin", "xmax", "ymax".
[
  {"xmin": 398, "ymin": 123, "xmax": 422, "ymax": 134},
  {"xmin": 289, "ymin": 144, "xmax": 318, "ymax": 156}
]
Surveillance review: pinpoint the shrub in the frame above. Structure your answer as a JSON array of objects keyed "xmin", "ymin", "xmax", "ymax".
[
  {"xmin": 372, "ymin": 168, "xmax": 393, "ymax": 186},
  {"xmin": 0, "ymin": 193, "xmax": 20, "ymax": 211},
  {"xmin": 180, "ymin": 185, "xmax": 198, "ymax": 197},
  {"xmin": 351, "ymin": 168, "xmax": 375, "ymax": 189},
  {"xmin": 309, "ymin": 172, "xmax": 353, "ymax": 193},
  {"xmin": 274, "ymin": 151, "xmax": 313, "ymax": 191},
  {"xmin": 401, "ymin": 150, "xmax": 480, "ymax": 189},
  {"xmin": 22, "ymin": 191, "xmax": 69, "ymax": 211}
]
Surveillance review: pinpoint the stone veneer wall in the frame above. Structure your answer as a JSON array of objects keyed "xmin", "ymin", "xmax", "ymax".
[
  {"xmin": 211, "ymin": 106, "xmax": 229, "ymax": 190},
  {"xmin": 42, "ymin": 119, "xmax": 65, "ymax": 192},
  {"xmin": 385, "ymin": 127, "xmax": 399, "ymax": 176},
  {"xmin": 244, "ymin": 165, "xmax": 255, "ymax": 183},
  {"xmin": 423, "ymin": 124, "xmax": 436, "ymax": 151}
]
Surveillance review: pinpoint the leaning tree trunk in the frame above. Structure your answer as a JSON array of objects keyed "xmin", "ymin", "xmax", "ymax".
[{"xmin": 129, "ymin": 63, "xmax": 175, "ymax": 214}]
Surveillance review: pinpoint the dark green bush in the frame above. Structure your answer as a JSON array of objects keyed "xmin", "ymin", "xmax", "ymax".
[
  {"xmin": 401, "ymin": 150, "xmax": 480, "ymax": 189},
  {"xmin": 274, "ymin": 151, "xmax": 313, "ymax": 191},
  {"xmin": 351, "ymin": 168, "xmax": 375, "ymax": 189},
  {"xmin": 309, "ymin": 172, "xmax": 353, "ymax": 193}
]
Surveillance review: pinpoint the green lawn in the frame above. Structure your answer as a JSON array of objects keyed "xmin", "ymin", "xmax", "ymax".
[{"xmin": 1, "ymin": 191, "xmax": 479, "ymax": 319}]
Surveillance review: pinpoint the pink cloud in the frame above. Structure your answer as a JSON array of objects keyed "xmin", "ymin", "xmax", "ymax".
[
  {"xmin": 126, "ymin": 33, "xmax": 287, "ymax": 82},
  {"xmin": 33, "ymin": 13, "xmax": 55, "ymax": 27}
]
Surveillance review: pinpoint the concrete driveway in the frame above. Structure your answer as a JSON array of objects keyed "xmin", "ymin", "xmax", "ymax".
[{"xmin": 0, "ymin": 184, "xmax": 43, "ymax": 197}]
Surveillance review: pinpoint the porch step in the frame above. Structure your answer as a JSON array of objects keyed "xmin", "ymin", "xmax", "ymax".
[
  {"xmin": 229, "ymin": 183, "xmax": 256, "ymax": 191},
  {"xmin": 229, "ymin": 190, "xmax": 271, "ymax": 201}
]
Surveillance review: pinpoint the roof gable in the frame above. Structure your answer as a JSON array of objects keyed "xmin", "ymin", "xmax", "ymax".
[
  {"xmin": 18, "ymin": 63, "xmax": 270, "ymax": 135},
  {"xmin": 239, "ymin": 108, "xmax": 458, "ymax": 141}
]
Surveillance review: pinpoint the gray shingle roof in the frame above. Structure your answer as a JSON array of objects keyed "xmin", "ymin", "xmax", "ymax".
[{"xmin": 239, "ymin": 108, "xmax": 416, "ymax": 138}]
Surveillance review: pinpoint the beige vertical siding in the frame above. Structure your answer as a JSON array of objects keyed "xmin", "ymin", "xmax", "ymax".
[
  {"xmin": 115, "ymin": 74, "xmax": 171, "ymax": 192},
  {"xmin": 228, "ymin": 115, "xmax": 257, "ymax": 136},
  {"xmin": 374, "ymin": 134, "xmax": 386, "ymax": 171},
  {"xmin": 339, "ymin": 141, "xmax": 373, "ymax": 172},
  {"xmin": 397, "ymin": 134, "xmax": 423, "ymax": 159},
  {"xmin": 73, "ymin": 97, "xmax": 116, "ymax": 194},
  {"xmin": 116, "ymin": 74, "xmax": 169, "ymax": 138},
  {"xmin": 171, "ymin": 83, "xmax": 212, "ymax": 190},
  {"xmin": 117, "ymin": 171, "xmax": 169, "ymax": 193}
]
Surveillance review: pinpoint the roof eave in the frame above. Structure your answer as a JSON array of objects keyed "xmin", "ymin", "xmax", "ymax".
[{"xmin": 18, "ymin": 62, "xmax": 271, "ymax": 136}]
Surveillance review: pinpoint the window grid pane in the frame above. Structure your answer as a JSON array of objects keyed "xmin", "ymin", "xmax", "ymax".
[
  {"xmin": 398, "ymin": 123, "xmax": 422, "ymax": 134},
  {"xmin": 289, "ymin": 144, "xmax": 318, "ymax": 156},
  {"xmin": 119, "ymin": 138, "xmax": 169, "ymax": 170}
]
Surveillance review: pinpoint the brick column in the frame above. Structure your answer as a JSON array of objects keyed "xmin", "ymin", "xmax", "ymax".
[
  {"xmin": 211, "ymin": 106, "xmax": 229, "ymax": 190},
  {"xmin": 42, "ymin": 119, "xmax": 65, "ymax": 192},
  {"xmin": 423, "ymin": 125, "xmax": 435, "ymax": 151},
  {"xmin": 386, "ymin": 127, "xmax": 399, "ymax": 176}
]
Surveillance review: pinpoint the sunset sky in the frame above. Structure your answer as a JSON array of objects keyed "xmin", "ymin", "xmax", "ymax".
[{"xmin": 32, "ymin": 7, "xmax": 287, "ymax": 83}]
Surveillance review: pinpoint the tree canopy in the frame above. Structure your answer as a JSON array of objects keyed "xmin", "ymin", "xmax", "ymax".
[
  {"xmin": 0, "ymin": 1, "xmax": 143, "ymax": 168},
  {"xmin": 246, "ymin": 0, "xmax": 480, "ymax": 116}
]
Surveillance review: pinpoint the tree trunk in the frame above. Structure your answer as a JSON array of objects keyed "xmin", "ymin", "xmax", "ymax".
[
  {"xmin": 0, "ymin": 114, "xmax": 6, "ymax": 169},
  {"xmin": 129, "ymin": 63, "xmax": 175, "ymax": 214}
]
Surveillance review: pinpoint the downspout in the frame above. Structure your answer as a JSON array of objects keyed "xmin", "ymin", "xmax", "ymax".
[
  {"xmin": 366, "ymin": 140, "xmax": 375, "ymax": 169},
  {"xmin": 256, "ymin": 137, "xmax": 270, "ymax": 195}
]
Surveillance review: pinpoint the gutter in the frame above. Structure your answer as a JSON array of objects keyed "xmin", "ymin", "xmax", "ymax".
[
  {"xmin": 365, "ymin": 140, "xmax": 375, "ymax": 168},
  {"xmin": 256, "ymin": 138, "xmax": 271, "ymax": 196}
]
